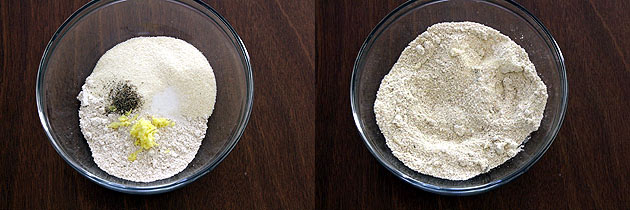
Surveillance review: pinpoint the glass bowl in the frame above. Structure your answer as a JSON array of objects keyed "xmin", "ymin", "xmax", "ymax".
[
  {"xmin": 36, "ymin": 0, "xmax": 253, "ymax": 194},
  {"xmin": 351, "ymin": 0, "xmax": 567, "ymax": 195}
]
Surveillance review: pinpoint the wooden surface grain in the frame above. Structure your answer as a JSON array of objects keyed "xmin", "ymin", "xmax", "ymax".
[
  {"xmin": 316, "ymin": 0, "xmax": 630, "ymax": 209},
  {"xmin": 1, "ymin": 0, "xmax": 629, "ymax": 209},
  {"xmin": 0, "ymin": 0, "xmax": 314, "ymax": 209}
]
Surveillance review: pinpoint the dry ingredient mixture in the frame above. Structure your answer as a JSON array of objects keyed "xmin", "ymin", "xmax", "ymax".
[
  {"xmin": 78, "ymin": 36, "xmax": 217, "ymax": 182},
  {"xmin": 374, "ymin": 22, "xmax": 548, "ymax": 180}
]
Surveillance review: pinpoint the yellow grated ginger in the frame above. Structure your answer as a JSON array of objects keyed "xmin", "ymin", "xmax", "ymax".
[
  {"xmin": 108, "ymin": 112, "xmax": 138, "ymax": 129},
  {"xmin": 108, "ymin": 112, "xmax": 173, "ymax": 162},
  {"xmin": 127, "ymin": 148, "xmax": 143, "ymax": 161},
  {"xmin": 130, "ymin": 118, "xmax": 158, "ymax": 150},
  {"xmin": 151, "ymin": 117, "xmax": 174, "ymax": 128}
]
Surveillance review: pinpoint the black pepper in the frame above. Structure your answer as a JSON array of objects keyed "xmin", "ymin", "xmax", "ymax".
[{"xmin": 107, "ymin": 81, "xmax": 142, "ymax": 115}]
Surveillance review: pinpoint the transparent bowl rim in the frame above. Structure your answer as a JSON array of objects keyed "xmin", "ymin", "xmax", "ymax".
[
  {"xmin": 350, "ymin": 0, "xmax": 568, "ymax": 195},
  {"xmin": 36, "ymin": 0, "xmax": 254, "ymax": 194}
]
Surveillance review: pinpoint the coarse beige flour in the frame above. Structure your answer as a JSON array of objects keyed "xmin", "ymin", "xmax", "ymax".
[
  {"xmin": 374, "ymin": 22, "xmax": 548, "ymax": 180},
  {"xmin": 78, "ymin": 37, "xmax": 216, "ymax": 182}
]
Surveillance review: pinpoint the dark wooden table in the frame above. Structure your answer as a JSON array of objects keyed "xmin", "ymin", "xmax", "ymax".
[{"xmin": 1, "ymin": 0, "xmax": 629, "ymax": 209}]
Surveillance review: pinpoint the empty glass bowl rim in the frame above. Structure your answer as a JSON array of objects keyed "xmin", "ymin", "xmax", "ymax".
[
  {"xmin": 350, "ymin": 0, "xmax": 567, "ymax": 195},
  {"xmin": 36, "ymin": 0, "xmax": 254, "ymax": 194}
]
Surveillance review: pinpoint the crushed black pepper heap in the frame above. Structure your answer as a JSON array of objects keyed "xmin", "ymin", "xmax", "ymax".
[{"xmin": 107, "ymin": 81, "xmax": 142, "ymax": 115}]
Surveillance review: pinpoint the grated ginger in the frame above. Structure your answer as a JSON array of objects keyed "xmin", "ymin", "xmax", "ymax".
[
  {"xmin": 107, "ymin": 112, "xmax": 174, "ymax": 161},
  {"xmin": 127, "ymin": 148, "xmax": 143, "ymax": 161},
  {"xmin": 111, "ymin": 115, "xmax": 174, "ymax": 161},
  {"xmin": 130, "ymin": 118, "xmax": 159, "ymax": 150},
  {"xmin": 152, "ymin": 117, "xmax": 175, "ymax": 128},
  {"xmin": 108, "ymin": 111, "xmax": 138, "ymax": 129}
]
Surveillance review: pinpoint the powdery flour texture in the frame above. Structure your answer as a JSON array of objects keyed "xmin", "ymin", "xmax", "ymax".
[{"xmin": 374, "ymin": 22, "xmax": 548, "ymax": 180}]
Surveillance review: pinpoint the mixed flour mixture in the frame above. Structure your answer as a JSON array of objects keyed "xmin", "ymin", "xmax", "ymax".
[
  {"xmin": 374, "ymin": 22, "xmax": 548, "ymax": 180},
  {"xmin": 78, "ymin": 37, "xmax": 217, "ymax": 182}
]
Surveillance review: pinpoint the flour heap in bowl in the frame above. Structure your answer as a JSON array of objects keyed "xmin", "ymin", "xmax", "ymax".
[
  {"xmin": 374, "ymin": 22, "xmax": 548, "ymax": 180},
  {"xmin": 77, "ymin": 37, "xmax": 217, "ymax": 182}
]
